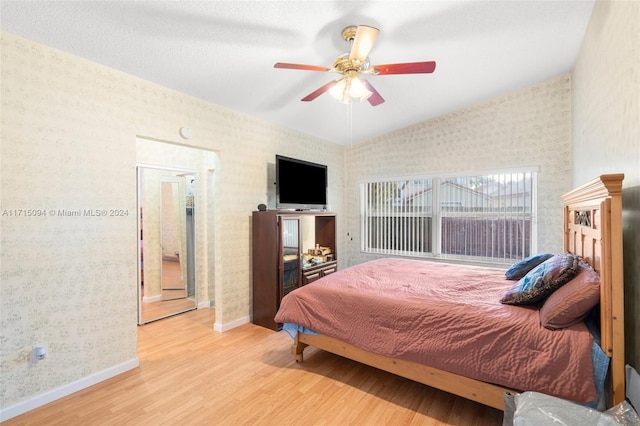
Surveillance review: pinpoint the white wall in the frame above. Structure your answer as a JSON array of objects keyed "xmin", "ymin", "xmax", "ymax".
[
  {"xmin": 0, "ymin": 31, "xmax": 344, "ymax": 416},
  {"xmin": 572, "ymin": 0, "xmax": 640, "ymax": 370}
]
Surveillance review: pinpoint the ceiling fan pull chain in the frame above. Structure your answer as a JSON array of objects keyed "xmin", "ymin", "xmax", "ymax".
[{"xmin": 348, "ymin": 102, "xmax": 353, "ymax": 147}]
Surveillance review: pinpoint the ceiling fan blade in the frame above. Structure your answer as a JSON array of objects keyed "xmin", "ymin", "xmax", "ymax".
[
  {"xmin": 349, "ymin": 25, "xmax": 379, "ymax": 63},
  {"xmin": 361, "ymin": 80, "xmax": 385, "ymax": 106},
  {"xmin": 274, "ymin": 62, "xmax": 331, "ymax": 72},
  {"xmin": 301, "ymin": 80, "xmax": 338, "ymax": 102},
  {"xmin": 372, "ymin": 61, "xmax": 436, "ymax": 75}
]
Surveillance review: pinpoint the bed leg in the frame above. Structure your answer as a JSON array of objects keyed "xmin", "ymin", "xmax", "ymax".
[{"xmin": 291, "ymin": 337, "xmax": 308, "ymax": 363}]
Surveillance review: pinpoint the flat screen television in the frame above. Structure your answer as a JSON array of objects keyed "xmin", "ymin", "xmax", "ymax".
[{"xmin": 276, "ymin": 155, "xmax": 327, "ymax": 210}]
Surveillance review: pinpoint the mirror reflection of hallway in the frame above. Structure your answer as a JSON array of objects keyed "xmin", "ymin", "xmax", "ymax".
[{"xmin": 138, "ymin": 167, "xmax": 197, "ymax": 324}]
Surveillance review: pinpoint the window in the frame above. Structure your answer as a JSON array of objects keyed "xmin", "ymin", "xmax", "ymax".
[{"xmin": 360, "ymin": 170, "xmax": 537, "ymax": 264}]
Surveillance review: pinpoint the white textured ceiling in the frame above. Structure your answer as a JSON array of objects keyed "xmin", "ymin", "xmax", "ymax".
[{"xmin": 0, "ymin": 1, "xmax": 594, "ymax": 145}]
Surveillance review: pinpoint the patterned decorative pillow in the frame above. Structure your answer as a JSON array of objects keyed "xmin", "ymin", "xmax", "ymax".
[
  {"xmin": 539, "ymin": 261, "xmax": 600, "ymax": 329},
  {"xmin": 500, "ymin": 253, "xmax": 580, "ymax": 305},
  {"xmin": 505, "ymin": 253, "xmax": 554, "ymax": 280}
]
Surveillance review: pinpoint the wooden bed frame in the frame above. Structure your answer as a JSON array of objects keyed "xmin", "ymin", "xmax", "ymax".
[{"xmin": 290, "ymin": 174, "xmax": 625, "ymax": 411}]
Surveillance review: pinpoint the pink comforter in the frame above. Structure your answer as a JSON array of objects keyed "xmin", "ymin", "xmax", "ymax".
[{"xmin": 274, "ymin": 258, "xmax": 596, "ymax": 402}]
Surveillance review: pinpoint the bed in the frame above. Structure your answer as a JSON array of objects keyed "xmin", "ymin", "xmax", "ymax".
[{"xmin": 273, "ymin": 174, "xmax": 625, "ymax": 411}]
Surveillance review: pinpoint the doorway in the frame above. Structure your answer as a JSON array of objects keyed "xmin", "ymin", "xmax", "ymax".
[{"xmin": 135, "ymin": 137, "xmax": 217, "ymax": 325}]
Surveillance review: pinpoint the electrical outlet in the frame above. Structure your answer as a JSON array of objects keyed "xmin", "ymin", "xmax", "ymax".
[{"xmin": 31, "ymin": 344, "xmax": 47, "ymax": 363}]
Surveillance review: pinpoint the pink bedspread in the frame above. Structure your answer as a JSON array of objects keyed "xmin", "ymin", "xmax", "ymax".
[{"xmin": 274, "ymin": 258, "xmax": 596, "ymax": 402}]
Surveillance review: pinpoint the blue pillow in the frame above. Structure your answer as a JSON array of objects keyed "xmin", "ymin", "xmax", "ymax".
[
  {"xmin": 505, "ymin": 253, "xmax": 554, "ymax": 280},
  {"xmin": 500, "ymin": 253, "xmax": 580, "ymax": 305}
]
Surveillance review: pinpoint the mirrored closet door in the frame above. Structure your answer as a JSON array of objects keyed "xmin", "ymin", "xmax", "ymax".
[{"xmin": 137, "ymin": 165, "xmax": 197, "ymax": 324}]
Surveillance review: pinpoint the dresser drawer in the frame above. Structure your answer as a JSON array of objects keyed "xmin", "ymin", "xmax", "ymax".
[
  {"xmin": 302, "ymin": 271, "xmax": 321, "ymax": 284},
  {"xmin": 302, "ymin": 261, "xmax": 338, "ymax": 285}
]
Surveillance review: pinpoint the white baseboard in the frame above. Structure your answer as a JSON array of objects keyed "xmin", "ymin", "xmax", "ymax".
[
  {"xmin": 213, "ymin": 315, "xmax": 250, "ymax": 332},
  {"xmin": 197, "ymin": 300, "xmax": 211, "ymax": 309},
  {"xmin": 0, "ymin": 357, "xmax": 139, "ymax": 422},
  {"xmin": 143, "ymin": 294, "xmax": 162, "ymax": 303}
]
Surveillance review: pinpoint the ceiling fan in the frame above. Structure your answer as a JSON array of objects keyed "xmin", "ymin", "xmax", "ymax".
[{"xmin": 274, "ymin": 25, "xmax": 436, "ymax": 106}]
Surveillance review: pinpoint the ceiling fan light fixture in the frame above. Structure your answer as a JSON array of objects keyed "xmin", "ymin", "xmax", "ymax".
[
  {"xmin": 329, "ymin": 78, "xmax": 348, "ymax": 103},
  {"xmin": 349, "ymin": 76, "xmax": 373, "ymax": 100},
  {"xmin": 329, "ymin": 71, "xmax": 372, "ymax": 104}
]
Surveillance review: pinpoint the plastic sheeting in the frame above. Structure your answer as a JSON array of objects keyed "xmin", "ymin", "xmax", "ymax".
[{"xmin": 512, "ymin": 392, "xmax": 639, "ymax": 425}]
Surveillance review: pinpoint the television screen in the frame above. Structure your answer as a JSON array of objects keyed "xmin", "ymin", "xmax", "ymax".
[{"xmin": 276, "ymin": 155, "xmax": 327, "ymax": 210}]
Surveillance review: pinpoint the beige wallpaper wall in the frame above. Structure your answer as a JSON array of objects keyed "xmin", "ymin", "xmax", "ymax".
[
  {"xmin": 344, "ymin": 75, "xmax": 573, "ymax": 266},
  {"xmin": 571, "ymin": 0, "xmax": 640, "ymax": 370},
  {"xmin": 0, "ymin": 31, "xmax": 344, "ymax": 412}
]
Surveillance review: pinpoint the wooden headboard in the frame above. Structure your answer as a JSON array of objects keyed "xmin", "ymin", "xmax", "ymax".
[{"xmin": 561, "ymin": 174, "xmax": 625, "ymax": 406}]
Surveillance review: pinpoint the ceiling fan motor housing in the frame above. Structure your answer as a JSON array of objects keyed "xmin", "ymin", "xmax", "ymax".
[
  {"xmin": 333, "ymin": 54, "xmax": 369, "ymax": 74},
  {"xmin": 341, "ymin": 26, "xmax": 358, "ymax": 42}
]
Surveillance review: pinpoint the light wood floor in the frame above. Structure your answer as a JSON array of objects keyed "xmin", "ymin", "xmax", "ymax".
[
  {"xmin": 140, "ymin": 260, "xmax": 195, "ymax": 323},
  {"xmin": 140, "ymin": 292, "xmax": 196, "ymax": 323},
  {"xmin": 4, "ymin": 309, "xmax": 503, "ymax": 425}
]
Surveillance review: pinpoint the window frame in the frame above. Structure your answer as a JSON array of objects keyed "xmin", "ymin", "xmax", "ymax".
[{"xmin": 359, "ymin": 167, "xmax": 539, "ymax": 266}]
